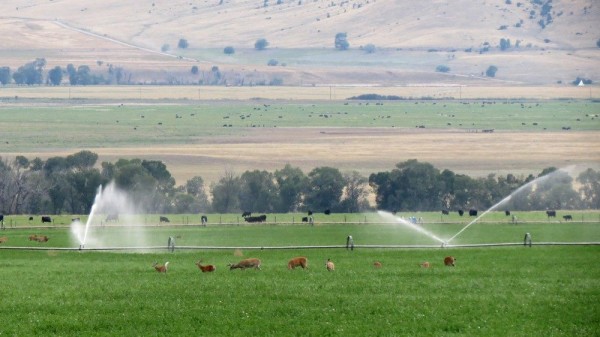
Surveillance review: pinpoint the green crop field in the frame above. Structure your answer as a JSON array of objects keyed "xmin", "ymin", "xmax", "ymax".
[
  {"xmin": 0, "ymin": 220, "xmax": 599, "ymax": 337},
  {"xmin": 0, "ymin": 100, "xmax": 598, "ymax": 152}
]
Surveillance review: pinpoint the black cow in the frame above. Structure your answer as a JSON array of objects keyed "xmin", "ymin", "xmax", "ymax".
[
  {"xmin": 301, "ymin": 217, "xmax": 309, "ymax": 222},
  {"xmin": 546, "ymin": 210, "xmax": 556, "ymax": 218},
  {"xmin": 469, "ymin": 209, "xmax": 478, "ymax": 216},
  {"xmin": 244, "ymin": 215, "xmax": 267, "ymax": 223},
  {"xmin": 458, "ymin": 210, "xmax": 464, "ymax": 216},
  {"xmin": 28, "ymin": 216, "xmax": 33, "ymax": 221},
  {"xmin": 441, "ymin": 210, "xmax": 449, "ymax": 215},
  {"xmin": 159, "ymin": 216, "xmax": 170, "ymax": 223},
  {"xmin": 505, "ymin": 210, "xmax": 511, "ymax": 216},
  {"xmin": 563, "ymin": 215, "xmax": 572, "ymax": 221},
  {"xmin": 0, "ymin": 214, "xmax": 3, "ymax": 222},
  {"xmin": 106, "ymin": 213, "xmax": 119, "ymax": 222},
  {"xmin": 201, "ymin": 215, "xmax": 208, "ymax": 225},
  {"xmin": 324, "ymin": 209, "xmax": 331, "ymax": 215},
  {"xmin": 41, "ymin": 216, "xmax": 52, "ymax": 223},
  {"xmin": 307, "ymin": 210, "xmax": 313, "ymax": 216},
  {"xmin": 242, "ymin": 211, "xmax": 252, "ymax": 217}
]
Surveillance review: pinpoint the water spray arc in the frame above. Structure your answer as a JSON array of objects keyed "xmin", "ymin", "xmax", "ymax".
[{"xmin": 445, "ymin": 166, "xmax": 574, "ymax": 245}]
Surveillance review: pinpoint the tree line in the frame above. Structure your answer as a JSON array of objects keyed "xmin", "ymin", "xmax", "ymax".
[{"xmin": 0, "ymin": 151, "xmax": 597, "ymax": 216}]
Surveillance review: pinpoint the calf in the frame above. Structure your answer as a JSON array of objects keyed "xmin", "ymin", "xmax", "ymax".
[
  {"xmin": 159, "ymin": 216, "xmax": 170, "ymax": 223},
  {"xmin": 563, "ymin": 215, "xmax": 572, "ymax": 221},
  {"xmin": 0, "ymin": 237, "xmax": 8, "ymax": 244},
  {"xmin": 301, "ymin": 217, "xmax": 309, "ymax": 222},
  {"xmin": 373, "ymin": 261, "xmax": 382, "ymax": 268},
  {"xmin": 41, "ymin": 216, "xmax": 52, "ymax": 223},
  {"xmin": 228, "ymin": 258, "xmax": 261, "ymax": 270},
  {"xmin": 444, "ymin": 256, "xmax": 456, "ymax": 267},
  {"xmin": 546, "ymin": 210, "xmax": 556, "ymax": 218},
  {"xmin": 288, "ymin": 256, "xmax": 308, "ymax": 270}
]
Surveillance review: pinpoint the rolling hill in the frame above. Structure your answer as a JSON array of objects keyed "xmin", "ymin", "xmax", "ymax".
[{"xmin": 0, "ymin": 0, "xmax": 598, "ymax": 86}]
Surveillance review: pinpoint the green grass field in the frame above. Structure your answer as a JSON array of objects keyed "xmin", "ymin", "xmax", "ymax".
[
  {"xmin": 0, "ymin": 220, "xmax": 599, "ymax": 336},
  {"xmin": 0, "ymin": 101, "xmax": 598, "ymax": 152}
]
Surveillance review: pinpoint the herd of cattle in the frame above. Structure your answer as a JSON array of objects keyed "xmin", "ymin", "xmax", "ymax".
[{"xmin": 440, "ymin": 209, "xmax": 573, "ymax": 221}]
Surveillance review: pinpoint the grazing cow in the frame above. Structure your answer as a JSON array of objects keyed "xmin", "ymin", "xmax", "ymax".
[
  {"xmin": 29, "ymin": 234, "xmax": 38, "ymax": 241},
  {"xmin": 307, "ymin": 210, "xmax": 313, "ymax": 216},
  {"xmin": 546, "ymin": 210, "xmax": 556, "ymax": 218},
  {"xmin": 301, "ymin": 217, "xmax": 309, "ymax": 222},
  {"xmin": 505, "ymin": 210, "xmax": 511, "ymax": 216},
  {"xmin": 159, "ymin": 216, "xmax": 170, "ymax": 223},
  {"xmin": 28, "ymin": 216, "xmax": 33, "ymax": 221},
  {"xmin": 420, "ymin": 261, "xmax": 430, "ymax": 268},
  {"xmin": 458, "ymin": 210, "xmax": 464, "ymax": 216},
  {"xmin": 0, "ymin": 237, "xmax": 8, "ymax": 244},
  {"xmin": 242, "ymin": 211, "xmax": 252, "ymax": 217},
  {"xmin": 324, "ymin": 209, "xmax": 331, "ymax": 215},
  {"xmin": 441, "ymin": 210, "xmax": 449, "ymax": 215},
  {"xmin": 201, "ymin": 215, "xmax": 208, "ymax": 225},
  {"xmin": 244, "ymin": 215, "xmax": 267, "ymax": 223},
  {"xmin": 444, "ymin": 256, "xmax": 456, "ymax": 267},
  {"xmin": 326, "ymin": 258, "xmax": 335, "ymax": 271},
  {"xmin": 373, "ymin": 261, "xmax": 382, "ymax": 268},
  {"xmin": 228, "ymin": 258, "xmax": 262, "ymax": 270},
  {"xmin": 71, "ymin": 217, "xmax": 80, "ymax": 222},
  {"xmin": 563, "ymin": 215, "xmax": 573, "ymax": 221},
  {"xmin": 288, "ymin": 257, "xmax": 308, "ymax": 270},
  {"xmin": 105, "ymin": 213, "xmax": 119, "ymax": 222},
  {"xmin": 469, "ymin": 209, "xmax": 478, "ymax": 216},
  {"xmin": 41, "ymin": 216, "xmax": 52, "ymax": 224}
]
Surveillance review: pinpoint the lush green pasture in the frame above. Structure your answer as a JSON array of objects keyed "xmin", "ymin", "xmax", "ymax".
[
  {"xmin": 0, "ymin": 101, "xmax": 597, "ymax": 151},
  {"xmin": 0, "ymin": 244, "xmax": 598, "ymax": 336}
]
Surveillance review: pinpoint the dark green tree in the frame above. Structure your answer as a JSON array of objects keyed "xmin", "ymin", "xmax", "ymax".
[
  {"xmin": 0, "ymin": 66, "xmax": 10, "ymax": 85},
  {"xmin": 210, "ymin": 171, "xmax": 240, "ymax": 213},
  {"xmin": 238, "ymin": 170, "xmax": 278, "ymax": 213},
  {"xmin": 339, "ymin": 171, "xmax": 369, "ymax": 212},
  {"xmin": 335, "ymin": 32, "xmax": 349, "ymax": 50},
  {"xmin": 48, "ymin": 66, "xmax": 63, "ymax": 85},
  {"xmin": 224, "ymin": 46, "xmax": 235, "ymax": 54},
  {"xmin": 191, "ymin": 66, "xmax": 199, "ymax": 75},
  {"xmin": 577, "ymin": 168, "xmax": 600, "ymax": 209},
  {"xmin": 255, "ymin": 38, "xmax": 269, "ymax": 50},
  {"xmin": 486, "ymin": 65, "xmax": 498, "ymax": 77},
  {"xmin": 304, "ymin": 166, "xmax": 345, "ymax": 212},
  {"xmin": 274, "ymin": 164, "xmax": 307, "ymax": 212},
  {"xmin": 178, "ymin": 38, "xmax": 189, "ymax": 49}
]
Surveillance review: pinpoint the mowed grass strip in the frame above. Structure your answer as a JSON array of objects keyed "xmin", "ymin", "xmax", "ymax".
[{"xmin": 0, "ymin": 245, "xmax": 598, "ymax": 337}]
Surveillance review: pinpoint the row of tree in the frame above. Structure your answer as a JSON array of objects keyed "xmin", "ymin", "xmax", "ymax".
[
  {"xmin": 0, "ymin": 152, "xmax": 597, "ymax": 216},
  {"xmin": 0, "ymin": 59, "xmax": 126, "ymax": 86}
]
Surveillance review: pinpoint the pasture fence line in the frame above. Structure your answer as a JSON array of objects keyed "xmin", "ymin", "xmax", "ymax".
[{"xmin": 1, "ymin": 242, "xmax": 600, "ymax": 252}]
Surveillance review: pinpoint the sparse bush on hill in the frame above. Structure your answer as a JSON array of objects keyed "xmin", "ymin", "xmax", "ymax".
[
  {"xmin": 12, "ymin": 58, "xmax": 46, "ymax": 85},
  {"xmin": 267, "ymin": 59, "xmax": 279, "ymax": 66},
  {"xmin": 334, "ymin": 32, "xmax": 349, "ymax": 50},
  {"xmin": 436, "ymin": 65, "xmax": 450, "ymax": 73},
  {"xmin": 178, "ymin": 38, "xmax": 189, "ymax": 49},
  {"xmin": 223, "ymin": 46, "xmax": 235, "ymax": 54},
  {"xmin": 500, "ymin": 38, "xmax": 511, "ymax": 50},
  {"xmin": 255, "ymin": 38, "xmax": 269, "ymax": 50},
  {"xmin": 363, "ymin": 44, "xmax": 375, "ymax": 53},
  {"xmin": 486, "ymin": 65, "xmax": 498, "ymax": 77},
  {"xmin": 596, "ymin": 39, "xmax": 600, "ymax": 48},
  {"xmin": 161, "ymin": 44, "xmax": 170, "ymax": 52},
  {"xmin": 191, "ymin": 66, "xmax": 199, "ymax": 75}
]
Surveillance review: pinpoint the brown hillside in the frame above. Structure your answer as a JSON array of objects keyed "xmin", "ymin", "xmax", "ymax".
[{"xmin": 1, "ymin": 0, "xmax": 598, "ymax": 85}]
